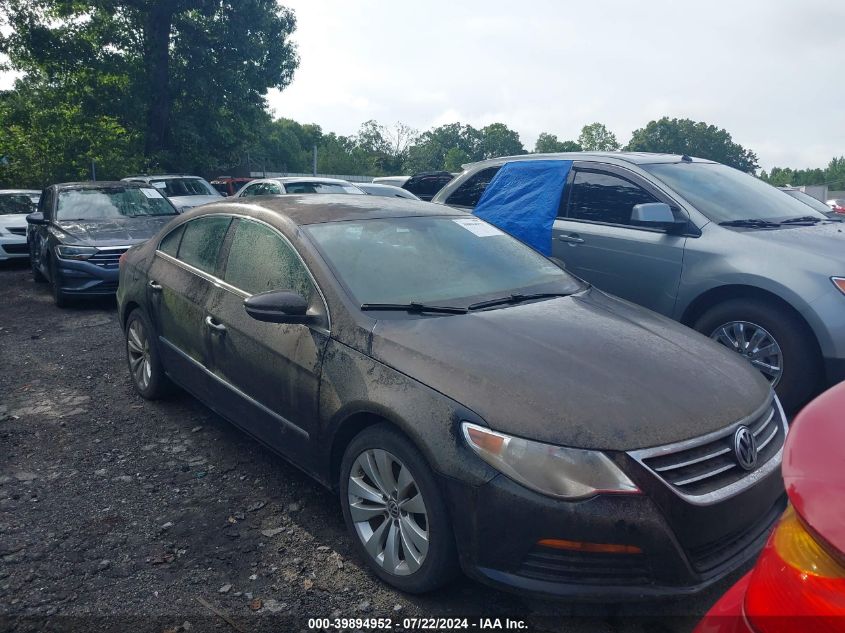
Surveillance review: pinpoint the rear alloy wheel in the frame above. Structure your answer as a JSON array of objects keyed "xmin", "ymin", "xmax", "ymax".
[
  {"xmin": 340, "ymin": 424, "xmax": 458, "ymax": 593},
  {"xmin": 695, "ymin": 298, "xmax": 820, "ymax": 412},
  {"xmin": 125, "ymin": 308, "xmax": 173, "ymax": 399}
]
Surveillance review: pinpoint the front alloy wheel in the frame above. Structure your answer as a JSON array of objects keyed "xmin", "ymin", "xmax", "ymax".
[
  {"xmin": 127, "ymin": 319, "xmax": 152, "ymax": 391},
  {"xmin": 347, "ymin": 449, "xmax": 429, "ymax": 576},
  {"xmin": 709, "ymin": 320, "xmax": 784, "ymax": 387}
]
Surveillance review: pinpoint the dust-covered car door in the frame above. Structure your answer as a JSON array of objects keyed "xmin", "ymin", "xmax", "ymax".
[
  {"xmin": 147, "ymin": 215, "xmax": 233, "ymax": 401},
  {"xmin": 204, "ymin": 217, "xmax": 329, "ymax": 460}
]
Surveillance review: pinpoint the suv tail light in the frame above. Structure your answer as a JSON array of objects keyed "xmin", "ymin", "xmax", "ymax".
[{"xmin": 744, "ymin": 505, "xmax": 845, "ymax": 632}]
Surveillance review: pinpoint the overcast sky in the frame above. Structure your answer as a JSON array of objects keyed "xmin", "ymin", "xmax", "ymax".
[
  {"xmin": 265, "ymin": 0, "xmax": 843, "ymax": 171},
  {"xmin": 2, "ymin": 1, "xmax": 842, "ymax": 171}
]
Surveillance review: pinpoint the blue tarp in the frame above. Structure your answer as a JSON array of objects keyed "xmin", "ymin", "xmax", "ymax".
[{"xmin": 473, "ymin": 160, "xmax": 572, "ymax": 255}]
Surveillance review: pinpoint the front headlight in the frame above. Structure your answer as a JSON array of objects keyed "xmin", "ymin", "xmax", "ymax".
[
  {"xmin": 832, "ymin": 277, "xmax": 845, "ymax": 295},
  {"xmin": 55, "ymin": 245, "xmax": 98, "ymax": 260},
  {"xmin": 462, "ymin": 423, "xmax": 640, "ymax": 500}
]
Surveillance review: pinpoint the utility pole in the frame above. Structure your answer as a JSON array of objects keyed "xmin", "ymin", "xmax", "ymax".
[
  {"xmin": 312, "ymin": 145, "xmax": 317, "ymax": 176},
  {"xmin": 91, "ymin": 160, "xmax": 97, "ymax": 181}
]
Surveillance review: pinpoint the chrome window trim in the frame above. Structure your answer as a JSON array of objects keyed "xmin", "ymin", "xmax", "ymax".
[
  {"xmin": 154, "ymin": 213, "xmax": 332, "ymax": 334},
  {"xmin": 159, "ymin": 337, "xmax": 309, "ymax": 440},
  {"xmin": 627, "ymin": 393, "xmax": 787, "ymax": 506}
]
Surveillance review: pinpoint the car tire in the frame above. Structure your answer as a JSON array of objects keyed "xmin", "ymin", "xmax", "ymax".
[
  {"xmin": 694, "ymin": 298, "xmax": 820, "ymax": 412},
  {"xmin": 125, "ymin": 308, "xmax": 174, "ymax": 399},
  {"xmin": 339, "ymin": 424, "xmax": 459, "ymax": 593},
  {"xmin": 31, "ymin": 253, "xmax": 46, "ymax": 283},
  {"xmin": 49, "ymin": 258, "xmax": 68, "ymax": 307}
]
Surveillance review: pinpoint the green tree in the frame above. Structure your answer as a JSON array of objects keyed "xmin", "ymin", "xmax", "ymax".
[
  {"xmin": 443, "ymin": 147, "xmax": 471, "ymax": 172},
  {"xmin": 405, "ymin": 123, "xmax": 482, "ymax": 173},
  {"xmin": 577, "ymin": 123, "xmax": 620, "ymax": 152},
  {"xmin": 0, "ymin": 0, "xmax": 299, "ymax": 174},
  {"xmin": 478, "ymin": 122, "xmax": 525, "ymax": 160},
  {"xmin": 625, "ymin": 117, "xmax": 759, "ymax": 172},
  {"xmin": 534, "ymin": 132, "xmax": 581, "ymax": 153}
]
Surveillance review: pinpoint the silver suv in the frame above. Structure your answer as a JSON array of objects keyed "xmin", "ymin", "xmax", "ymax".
[{"xmin": 433, "ymin": 152, "xmax": 845, "ymax": 411}]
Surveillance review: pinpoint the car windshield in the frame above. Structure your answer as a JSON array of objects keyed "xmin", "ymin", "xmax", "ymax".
[
  {"xmin": 283, "ymin": 182, "xmax": 364, "ymax": 195},
  {"xmin": 0, "ymin": 194, "xmax": 36, "ymax": 215},
  {"xmin": 305, "ymin": 216, "xmax": 581, "ymax": 306},
  {"xmin": 56, "ymin": 187, "xmax": 178, "ymax": 221},
  {"xmin": 642, "ymin": 162, "xmax": 829, "ymax": 224},
  {"xmin": 150, "ymin": 178, "xmax": 219, "ymax": 197},
  {"xmin": 782, "ymin": 190, "xmax": 835, "ymax": 215}
]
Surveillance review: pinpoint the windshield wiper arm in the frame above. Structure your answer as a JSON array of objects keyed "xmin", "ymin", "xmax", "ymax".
[
  {"xmin": 360, "ymin": 302, "xmax": 468, "ymax": 315},
  {"xmin": 718, "ymin": 218, "xmax": 781, "ymax": 228},
  {"xmin": 781, "ymin": 215, "xmax": 824, "ymax": 224},
  {"xmin": 468, "ymin": 292, "xmax": 571, "ymax": 311}
]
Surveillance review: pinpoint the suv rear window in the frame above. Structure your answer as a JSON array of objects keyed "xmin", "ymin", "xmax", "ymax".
[{"xmin": 445, "ymin": 167, "xmax": 501, "ymax": 208}]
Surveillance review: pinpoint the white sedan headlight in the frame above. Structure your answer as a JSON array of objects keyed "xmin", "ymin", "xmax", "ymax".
[{"xmin": 462, "ymin": 423, "xmax": 640, "ymax": 500}]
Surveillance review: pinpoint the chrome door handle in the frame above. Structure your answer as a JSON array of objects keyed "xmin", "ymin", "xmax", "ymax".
[
  {"xmin": 205, "ymin": 316, "xmax": 227, "ymax": 333},
  {"xmin": 557, "ymin": 234, "xmax": 584, "ymax": 244},
  {"xmin": 148, "ymin": 280, "xmax": 163, "ymax": 291}
]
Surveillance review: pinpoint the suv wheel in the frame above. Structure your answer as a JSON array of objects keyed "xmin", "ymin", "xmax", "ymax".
[
  {"xmin": 339, "ymin": 424, "xmax": 458, "ymax": 593},
  {"xmin": 49, "ymin": 258, "xmax": 68, "ymax": 307},
  {"xmin": 125, "ymin": 308, "xmax": 173, "ymax": 399},
  {"xmin": 694, "ymin": 298, "xmax": 819, "ymax": 412}
]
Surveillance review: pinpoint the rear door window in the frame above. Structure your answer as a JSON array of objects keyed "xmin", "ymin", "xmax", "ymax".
[
  {"xmin": 177, "ymin": 216, "xmax": 232, "ymax": 275},
  {"xmin": 159, "ymin": 224, "xmax": 185, "ymax": 257},
  {"xmin": 565, "ymin": 170, "xmax": 658, "ymax": 225},
  {"xmin": 445, "ymin": 167, "xmax": 502, "ymax": 208},
  {"xmin": 223, "ymin": 219, "xmax": 315, "ymax": 300}
]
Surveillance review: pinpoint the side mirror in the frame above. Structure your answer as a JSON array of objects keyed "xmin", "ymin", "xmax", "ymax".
[
  {"xmin": 631, "ymin": 203, "xmax": 687, "ymax": 233},
  {"xmin": 26, "ymin": 212, "xmax": 47, "ymax": 225},
  {"xmin": 243, "ymin": 289, "xmax": 311, "ymax": 324}
]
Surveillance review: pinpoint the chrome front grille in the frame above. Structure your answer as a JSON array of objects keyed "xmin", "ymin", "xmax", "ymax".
[
  {"xmin": 88, "ymin": 247, "xmax": 129, "ymax": 269},
  {"xmin": 629, "ymin": 397, "xmax": 786, "ymax": 504}
]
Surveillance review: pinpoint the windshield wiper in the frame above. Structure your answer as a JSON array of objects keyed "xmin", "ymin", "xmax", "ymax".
[
  {"xmin": 718, "ymin": 218, "xmax": 781, "ymax": 228},
  {"xmin": 781, "ymin": 215, "xmax": 824, "ymax": 224},
  {"xmin": 360, "ymin": 302, "xmax": 468, "ymax": 315},
  {"xmin": 468, "ymin": 292, "xmax": 571, "ymax": 311}
]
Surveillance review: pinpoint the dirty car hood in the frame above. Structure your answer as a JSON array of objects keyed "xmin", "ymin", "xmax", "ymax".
[
  {"xmin": 55, "ymin": 216, "xmax": 175, "ymax": 247},
  {"xmin": 370, "ymin": 289, "xmax": 771, "ymax": 451}
]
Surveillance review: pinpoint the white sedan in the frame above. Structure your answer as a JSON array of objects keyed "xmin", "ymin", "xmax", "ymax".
[
  {"xmin": 233, "ymin": 177, "xmax": 366, "ymax": 198},
  {"xmin": 0, "ymin": 190, "xmax": 40, "ymax": 261}
]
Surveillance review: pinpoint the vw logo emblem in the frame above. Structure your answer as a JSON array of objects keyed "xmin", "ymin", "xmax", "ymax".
[{"xmin": 733, "ymin": 426, "xmax": 758, "ymax": 471}]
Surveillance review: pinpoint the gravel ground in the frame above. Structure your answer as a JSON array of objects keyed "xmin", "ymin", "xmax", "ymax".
[{"xmin": 0, "ymin": 261, "xmax": 747, "ymax": 633}]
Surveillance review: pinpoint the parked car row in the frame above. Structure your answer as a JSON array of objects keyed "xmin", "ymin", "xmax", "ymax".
[{"xmin": 1, "ymin": 152, "xmax": 841, "ymax": 618}]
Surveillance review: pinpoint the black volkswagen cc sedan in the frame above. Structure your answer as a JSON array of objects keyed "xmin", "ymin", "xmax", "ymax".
[
  {"xmin": 27, "ymin": 181, "xmax": 179, "ymax": 306},
  {"xmin": 117, "ymin": 195, "xmax": 787, "ymax": 597}
]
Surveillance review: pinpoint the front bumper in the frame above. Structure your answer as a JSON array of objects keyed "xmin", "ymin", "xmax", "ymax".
[
  {"xmin": 54, "ymin": 256, "xmax": 120, "ymax": 295},
  {"xmin": 0, "ymin": 235, "xmax": 29, "ymax": 260},
  {"xmin": 443, "ymin": 468, "xmax": 785, "ymax": 600}
]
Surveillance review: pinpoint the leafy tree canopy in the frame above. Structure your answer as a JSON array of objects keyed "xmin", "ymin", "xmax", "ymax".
[
  {"xmin": 534, "ymin": 132, "xmax": 581, "ymax": 153},
  {"xmin": 577, "ymin": 123, "xmax": 620, "ymax": 152},
  {"xmin": 625, "ymin": 117, "xmax": 759, "ymax": 172}
]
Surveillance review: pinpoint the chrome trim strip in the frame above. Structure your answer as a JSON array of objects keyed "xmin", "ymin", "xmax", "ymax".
[
  {"xmin": 653, "ymin": 446, "xmax": 731, "ymax": 473},
  {"xmin": 156, "ymin": 250, "xmax": 250, "ymax": 298},
  {"xmin": 752, "ymin": 409, "xmax": 776, "ymax": 436},
  {"xmin": 756, "ymin": 425, "xmax": 779, "ymax": 452},
  {"xmin": 628, "ymin": 394, "xmax": 787, "ymax": 506},
  {"xmin": 159, "ymin": 337, "xmax": 309, "ymax": 440},
  {"xmin": 673, "ymin": 463, "xmax": 736, "ymax": 487}
]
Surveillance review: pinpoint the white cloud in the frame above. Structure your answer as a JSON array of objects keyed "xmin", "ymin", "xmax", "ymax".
[{"xmin": 269, "ymin": 0, "xmax": 844, "ymax": 170}]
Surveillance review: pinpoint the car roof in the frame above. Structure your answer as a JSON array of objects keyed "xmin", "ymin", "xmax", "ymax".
[
  {"xmin": 0, "ymin": 189, "xmax": 41, "ymax": 194},
  {"xmin": 266, "ymin": 177, "xmax": 359, "ymax": 185},
  {"xmin": 461, "ymin": 151, "xmax": 717, "ymax": 171},
  {"xmin": 54, "ymin": 181, "xmax": 144, "ymax": 191},
  {"xmin": 122, "ymin": 174, "xmax": 203, "ymax": 181},
  {"xmin": 188, "ymin": 193, "xmax": 468, "ymax": 226}
]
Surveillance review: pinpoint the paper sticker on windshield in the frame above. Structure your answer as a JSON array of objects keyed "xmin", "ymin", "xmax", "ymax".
[
  {"xmin": 452, "ymin": 218, "xmax": 503, "ymax": 237},
  {"xmin": 140, "ymin": 188, "xmax": 163, "ymax": 199}
]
